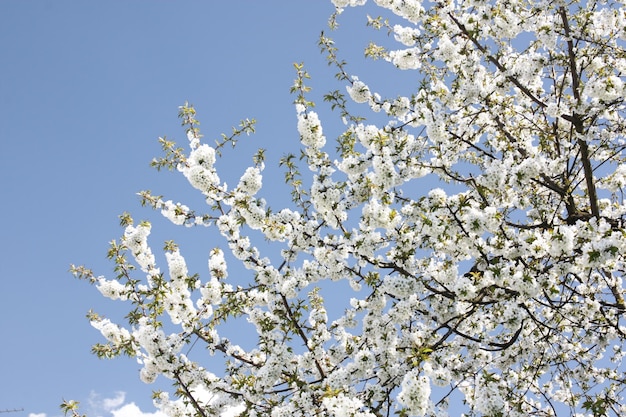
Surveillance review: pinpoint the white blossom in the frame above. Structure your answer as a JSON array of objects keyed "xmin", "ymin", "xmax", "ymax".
[
  {"xmin": 91, "ymin": 317, "xmax": 130, "ymax": 345},
  {"xmin": 96, "ymin": 277, "xmax": 127, "ymax": 300},
  {"xmin": 389, "ymin": 47, "xmax": 421, "ymax": 70},
  {"xmin": 237, "ymin": 166, "xmax": 263, "ymax": 195},
  {"xmin": 160, "ymin": 200, "xmax": 189, "ymax": 226},
  {"xmin": 397, "ymin": 371, "xmax": 431, "ymax": 416},
  {"xmin": 332, "ymin": 0, "xmax": 366, "ymax": 8},
  {"xmin": 393, "ymin": 24, "xmax": 420, "ymax": 46},
  {"xmin": 297, "ymin": 110, "xmax": 326, "ymax": 149},
  {"xmin": 346, "ymin": 77, "xmax": 371, "ymax": 103}
]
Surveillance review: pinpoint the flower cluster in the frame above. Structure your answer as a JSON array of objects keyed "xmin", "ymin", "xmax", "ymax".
[
  {"xmin": 346, "ymin": 77, "xmax": 371, "ymax": 103},
  {"xmin": 296, "ymin": 107, "xmax": 326, "ymax": 150},
  {"xmin": 182, "ymin": 144, "xmax": 221, "ymax": 196},
  {"xmin": 237, "ymin": 167, "xmax": 263, "ymax": 196},
  {"xmin": 397, "ymin": 371, "xmax": 431, "ymax": 416}
]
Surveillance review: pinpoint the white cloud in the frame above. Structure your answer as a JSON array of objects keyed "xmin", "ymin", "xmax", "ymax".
[
  {"xmin": 86, "ymin": 389, "xmax": 244, "ymax": 417},
  {"xmin": 28, "ymin": 414, "xmax": 46, "ymax": 417},
  {"xmin": 102, "ymin": 392, "xmax": 126, "ymax": 411},
  {"xmin": 110, "ymin": 403, "xmax": 166, "ymax": 417},
  {"xmin": 88, "ymin": 391, "xmax": 165, "ymax": 417}
]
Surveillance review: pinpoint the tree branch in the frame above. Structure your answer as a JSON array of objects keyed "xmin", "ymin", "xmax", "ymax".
[{"xmin": 559, "ymin": 7, "xmax": 600, "ymax": 218}]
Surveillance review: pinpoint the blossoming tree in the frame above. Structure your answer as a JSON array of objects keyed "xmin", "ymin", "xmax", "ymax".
[{"xmin": 69, "ymin": 0, "xmax": 626, "ymax": 416}]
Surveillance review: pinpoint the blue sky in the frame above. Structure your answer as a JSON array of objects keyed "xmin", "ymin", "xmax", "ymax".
[{"xmin": 0, "ymin": 1, "xmax": 420, "ymax": 416}]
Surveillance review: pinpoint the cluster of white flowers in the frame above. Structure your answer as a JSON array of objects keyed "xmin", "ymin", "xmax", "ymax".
[
  {"xmin": 393, "ymin": 24, "xmax": 420, "ymax": 46},
  {"xmin": 584, "ymin": 74, "xmax": 625, "ymax": 102},
  {"xmin": 310, "ymin": 174, "xmax": 347, "ymax": 228},
  {"xmin": 322, "ymin": 394, "xmax": 374, "ymax": 417},
  {"xmin": 388, "ymin": 47, "xmax": 421, "ymax": 69},
  {"xmin": 296, "ymin": 108, "xmax": 326, "ymax": 149},
  {"xmin": 361, "ymin": 199, "xmax": 401, "ymax": 229},
  {"xmin": 160, "ymin": 200, "xmax": 190, "ymax": 226},
  {"xmin": 96, "ymin": 277, "xmax": 127, "ymax": 300},
  {"xmin": 374, "ymin": 0, "xmax": 424, "ymax": 23},
  {"xmin": 186, "ymin": 129, "xmax": 200, "ymax": 150},
  {"xmin": 346, "ymin": 77, "xmax": 371, "ymax": 103},
  {"xmin": 397, "ymin": 371, "xmax": 431, "ymax": 416},
  {"xmin": 189, "ymin": 143, "xmax": 216, "ymax": 168},
  {"xmin": 133, "ymin": 317, "xmax": 186, "ymax": 382},
  {"xmin": 263, "ymin": 208, "xmax": 298, "ymax": 242},
  {"xmin": 548, "ymin": 225, "xmax": 576, "ymax": 257},
  {"xmin": 372, "ymin": 151, "xmax": 399, "ymax": 190},
  {"xmin": 91, "ymin": 317, "xmax": 131, "ymax": 345},
  {"xmin": 433, "ymin": 34, "xmax": 460, "ymax": 65},
  {"xmin": 182, "ymin": 144, "xmax": 221, "ymax": 195},
  {"xmin": 599, "ymin": 163, "xmax": 626, "ymax": 193},
  {"xmin": 422, "ymin": 361, "xmax": 451, "ymax": 387},
  {"xmin": 590, "ymin": 7, "xmax": 624, "ymax": 38},
  {"xmin": 336, "ymin": 154, "xmax": 368, "ymax": 181},
  {"xmin": 381, "ymin": 96, "xmax": 411, "ymax": 118},
  {"xmin": 237, "ymin": 167, "xmax": 262, "ymax": 196},
  {"xmin": 331, "ymin": 0, "xmax": 366, "ymax": 9},
  {"xmin": 165, "ymin": 250, "xmax": 188, "ymax": 281},
  {"xmin": 471, "ymin": 373, "xmax": 507, "ymax": 416},
  {"xmin": 208, "ymin": 248, "xmax": 227, "ymax": 280},
  {"xmin": 164, "ymin": 250, "xmax": 196, "ymax": 327},
  {"xmin": 122, "ymin": 223, "xmax": 155, "ymax": 273}
]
